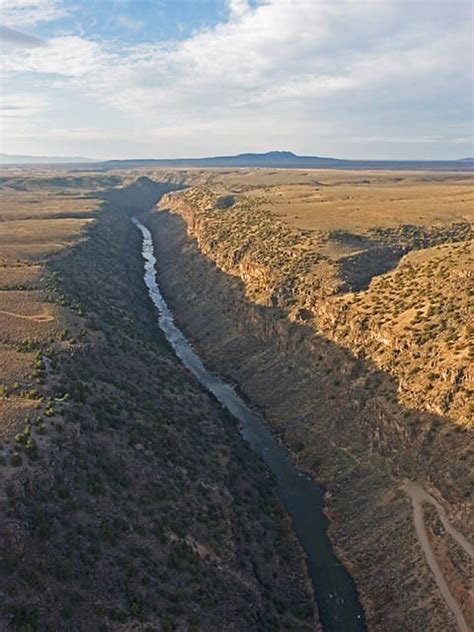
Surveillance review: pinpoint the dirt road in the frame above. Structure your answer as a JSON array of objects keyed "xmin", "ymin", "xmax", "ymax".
[
  {"xmin": 0, "ymin": 309, "xmax": 54, "ymax": 322},
  {"xmin": 404, "ymin": 480, "xmax": 473, "ymax": 632}
]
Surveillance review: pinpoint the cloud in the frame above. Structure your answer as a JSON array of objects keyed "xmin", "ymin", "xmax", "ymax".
[
  {"xmin": 1, "ymin": 0, "xmax": 472, "ymax": 158},
  {"xmin": 0, "ymin": 93, "xmax": 52, "ymax": 140},
  {"xmin": 0, "ymin": 93, "xmax": 50, "ymax": 116},
  {"xmin": 0, "ymin": 24, "xmax": 45, "ymax": 48},
  {"xmin": 0, "ymin": 0, "xmax": 65, "ymax": 26},
  {"xmin": 228, "ymin": 0, "xmax": 251, "ymax": 18},
  {"xmin": 88, "ymin": 1, "xmax": 471, "ymax": 127},
  {"xmin": 2, "ymin": 35, "xmax": 106, "ymax": 76}
]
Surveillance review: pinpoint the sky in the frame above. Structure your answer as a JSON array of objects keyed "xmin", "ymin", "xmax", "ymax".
[{"xmin": 0, "ymin": 0, "xmax": 473, "ymax": 160}]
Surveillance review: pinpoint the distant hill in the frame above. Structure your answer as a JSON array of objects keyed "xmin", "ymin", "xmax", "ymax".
[
  {"xmin": 191, "ymin": 150, "xmax": 343, "ymax": 167},
  {"xmin": 0, "ymin": 153, "xmax": 98, "ymax": 165},
  {"xmin": 98, "ymin": 150, "xmax": 474, "ymax": 171},
  {"xmin": 2, "ymin": 150, "xmax": 472, "ymax": 170},
  {"xmin": 100, "ymin": 150, "xmax": 342, "ymax": 169}
]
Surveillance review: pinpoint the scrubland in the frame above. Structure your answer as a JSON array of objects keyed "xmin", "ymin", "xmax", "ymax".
[
  {"xmin": 0, "ymin": 171, "xmax": 316, "ymax": 631},
  {"xmin": 152, "ymin": 168, "xmax": 473, "ymax": 631},
  {"xmin": 1, "ymin": 164, "xmax": 472, "ymax": 631}
]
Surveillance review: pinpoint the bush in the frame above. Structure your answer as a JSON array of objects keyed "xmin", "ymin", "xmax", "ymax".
[
  {"xmin": 215, "ymin": 195, "xmax": 235, "ymax": 209},
  {"xmin": 11, "ymin": 453, "xmax": 22, "ymax": 467},
  {"xmin": 25, "ymin": 438, "xmax": 39, "ymax": 460}
]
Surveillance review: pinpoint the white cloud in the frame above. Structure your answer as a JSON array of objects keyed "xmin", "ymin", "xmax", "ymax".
[
  {"xmin": 0, "ymin": 24, "xmax": 45, "ymax": 48},
  {"xmin": 228, "ymin": 0, "xmax": 251, "ymax": 18},
  {"xmin": 1, "ymin": 0, "xmax": 472, "ymax": 158},
  {"xmin": 2, "ymin": 35, "xmax": 106, "ymax": 76},
  {"xmin": 0, "ymin": 92, "xmax": 50, "ymax": 116},
  {"xmin": 89, "ymin": 1, "xmax": 471, "ymax": 127},
  {"xmin": 0, "ymin": 93, "xmax": 51, "ymax": 141},
  {"xmin": 0, "ymin": 0, "xmax": 65, "ymax": 26}
]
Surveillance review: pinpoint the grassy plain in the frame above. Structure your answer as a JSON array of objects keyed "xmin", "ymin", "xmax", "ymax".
[{"xmin": 220, "ymin": 169, "xmax": 473, "ymax": 229}]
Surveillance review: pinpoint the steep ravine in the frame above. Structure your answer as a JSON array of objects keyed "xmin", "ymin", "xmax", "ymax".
[
  {"xmin": 0, "ymin": 180, "xmax": 319, "ymax": 631},
  {"xmin": 133, "ymin": 216, "xmax": 366, "ymax": 631},
  {"xmin": 146, "ymin": 207, "xmax": 472, "ymax": 632}
]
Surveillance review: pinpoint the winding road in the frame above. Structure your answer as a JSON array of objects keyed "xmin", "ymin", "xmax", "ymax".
[{"xmin": 404, "ymin": 481, "xmax": 473, "ymax": 632}]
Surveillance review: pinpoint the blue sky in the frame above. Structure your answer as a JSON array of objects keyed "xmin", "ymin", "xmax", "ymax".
[
  {"xmin": 1, "ymin": 0, "xmax": 473, "ymax": 159},
  {"xmin": 29, "ymin": 1, "xmax": 229, "ymax": 46}
]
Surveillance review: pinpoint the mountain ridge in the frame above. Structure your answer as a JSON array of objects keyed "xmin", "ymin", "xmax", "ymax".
[
  {"xmin": 98, "ymin": 151, "xmax": 474, "ymax": 171},
  {"xmin": 1, "ymin": 150, "xmax": 473, "ymax": 170},
  {"xmin": 0, "ymin": 153, "xmax": 98, "ymax": 164}
]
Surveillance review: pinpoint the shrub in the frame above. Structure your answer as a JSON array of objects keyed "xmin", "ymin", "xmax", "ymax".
[
  {"xmin": 11, "ymin": 453, "xmax": 22, "ymax": 467},
  {"xmin": 25, "ymin": 438, "xmax": 39, "ymax": 460}
]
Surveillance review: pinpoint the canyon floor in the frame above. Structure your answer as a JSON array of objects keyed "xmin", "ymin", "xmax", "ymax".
[{"xmin": 0, "ymin": 166, "xmax": 472, "ymax": 631}]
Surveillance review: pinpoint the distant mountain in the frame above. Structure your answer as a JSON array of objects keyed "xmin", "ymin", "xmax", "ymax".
[
  {"xmin": 2, "ymin": 150, "xmax": 472, "ymax": 170},
  {"xmin": 98, "ymin": 151, "xmax": 474, "ymax": 171},
  {"xmin": 0, "ymin": 153, "xmax": 98, "ymax": 165},
  {"xmin": 100, "ymin": 150, "xmax": 343, "ymax": 169},
  {"xmin": 193, "ymin": 150, "xmax": 343, "ymax": 167}
]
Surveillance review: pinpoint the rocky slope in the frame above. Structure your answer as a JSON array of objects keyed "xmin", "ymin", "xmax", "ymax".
[
  {"xmin": 147, "ymin": 184, "xmax": 473, "ymax": 631},
  {"xmin": 0, "ymin": 177, "xmax": 318, "ymax": 631}
]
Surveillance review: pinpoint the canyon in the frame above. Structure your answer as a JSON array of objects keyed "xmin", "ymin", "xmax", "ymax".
[
  {"xmin": 144, "ymin": 168, "xmax": 472, "ymax": 631},
  {"xmin": 0, "ymin": 167, "xmax": 472, "ymax": 631},
  {"xmin": 0, "ymin": 173, "xmax": 317, "ymax": 630}
]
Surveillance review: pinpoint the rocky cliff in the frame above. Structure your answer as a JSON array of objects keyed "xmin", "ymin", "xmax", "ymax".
[{"xmin": 146, "ymin": 184, "xmax": 473, "ymax": 631}]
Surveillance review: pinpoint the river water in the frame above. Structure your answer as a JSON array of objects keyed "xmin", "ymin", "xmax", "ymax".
[{"xmin": 132, "ymin": 216, "xmax": 366, "ymax": 631}]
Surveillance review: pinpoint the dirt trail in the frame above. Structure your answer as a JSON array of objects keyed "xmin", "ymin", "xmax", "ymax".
[
  {"xmin": 0, "ymin": 309, "xmax": 54, "ymax": 322},
  {"xmin": 403, "ymin": 480, "xmax": 473, "ymax": 632}
]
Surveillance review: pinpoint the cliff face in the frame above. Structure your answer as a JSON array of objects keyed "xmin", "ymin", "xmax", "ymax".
[
  {"xmin": 158, "ymin": 188, "xmax": 472, "ymax": 430},
  {"xmin": 148, "ymin": 186, "xmax": 473, "ymax": 631},
  {"xmin": 315, "ymin": 241, "xmax": 472, "ymax": 425}
]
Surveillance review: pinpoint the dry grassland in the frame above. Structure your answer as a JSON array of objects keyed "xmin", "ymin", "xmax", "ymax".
[
  {"xmin": 181, "ymin": 167, "xmax": 473, "ymax": 230},
  {"xmin": 239, "ymin": 170, "xmax": 473, "ymax": 231},
  {"xmin": 0, "ymin": 173, "xmax": 102, "ymax": 442}
]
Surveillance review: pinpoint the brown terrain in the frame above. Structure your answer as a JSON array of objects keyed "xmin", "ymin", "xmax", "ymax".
[
  {"xmin": 143, "ymin": 168, "xmax": 473, "ymax": 631},
  {"xmin": 0, "ymin": 165, "xmax": 472, "ymax": 631},
  {"xmin": 0, "ymin": 171, "xmax": 318, "ymax": 631}
]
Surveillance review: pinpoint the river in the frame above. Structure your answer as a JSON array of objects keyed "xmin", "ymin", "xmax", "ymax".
[{"xmin": 132, "ymin": 216, "xmax": 366, "ymax": 631}]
